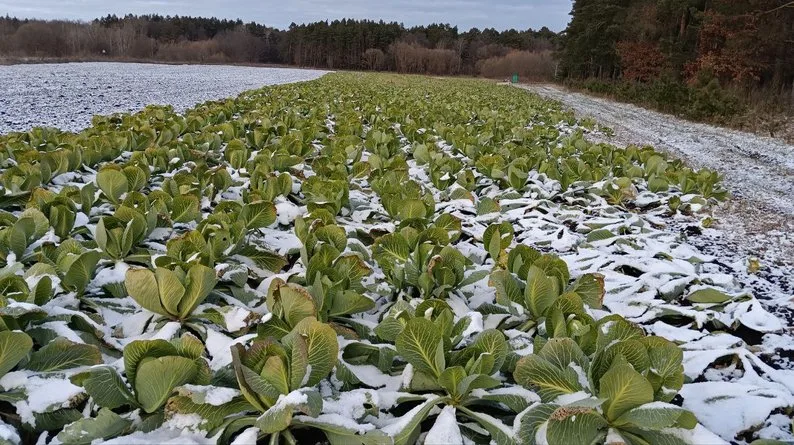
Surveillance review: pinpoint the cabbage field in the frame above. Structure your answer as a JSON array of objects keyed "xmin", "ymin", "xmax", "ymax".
[{"xmin": 0, "ymin": 72, "xmax": 791, "ymax": 445}]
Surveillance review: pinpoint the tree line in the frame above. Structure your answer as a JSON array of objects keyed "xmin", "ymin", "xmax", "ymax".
[
  {"xmin": 1, "ymin": 5, "xmax": 790, "ymax": 132},
  {"xmin": 560, "ymin": 0, "xmax": 794, "ymax": 123},
  {"xmin": 0, "ymin": 14, "xmax": 559, "ymax": 78}
]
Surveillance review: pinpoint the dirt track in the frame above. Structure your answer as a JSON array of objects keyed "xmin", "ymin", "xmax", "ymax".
[{"xmin": 516, "ymin": 83, "xmax": 794, "ymax": 268}]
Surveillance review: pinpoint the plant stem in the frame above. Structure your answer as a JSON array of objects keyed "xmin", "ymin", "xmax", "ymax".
[{"xmin": 282, "ymin": 430, "xmax": 297, "ymax": 445}]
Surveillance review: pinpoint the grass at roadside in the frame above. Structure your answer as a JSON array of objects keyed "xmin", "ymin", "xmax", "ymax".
[{"xmin": 565, "ymin": 77, "xmax": 794, "ymax": 143}]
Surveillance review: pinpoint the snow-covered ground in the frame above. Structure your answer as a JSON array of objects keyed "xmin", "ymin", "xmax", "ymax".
[
  {"xmin": 0, "ymin": 72, "xmax": 791, "ymax": 443},
  {"xmin": 0, "ymin": 62, "xmax": 328, "ymax": 134},
  {"xmin": 517, "ymin": 84, "xmax": 794, "ymax": 442},
  {"xmin": 516, "ymin": 83, "xmax": 794, "ymax": 267}
]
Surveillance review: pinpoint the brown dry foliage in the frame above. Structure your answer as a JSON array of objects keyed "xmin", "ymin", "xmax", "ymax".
[
  {"xmin": 616, "ymin": 41, "xmax": 666, "ymax": 82},
  {"xmin": 362, "ymin": 48, "xmax": 387, "ymax": 71},
  {"xmin": 390, "ymin": 42, "xmax": 461, "ymax": 75},
  {"xmin": 477, "ymin": 50, "xmax": 556, "ymax": 81}
]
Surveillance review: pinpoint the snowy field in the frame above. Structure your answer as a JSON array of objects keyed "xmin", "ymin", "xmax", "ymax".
[
  {"xmin": 516, "ymin": 83, "xmax": 794, "ymax": 442},
  {"xmin": 517, "ymin": 84, "xmax": 794, "ymax": 267},
  {"xmin": 0, "ymin": 73, "xmax": 792, "ymax": 444},
  {"xmin": 0, "ymin": 62, "xmax": 328, "ymax": 134}
]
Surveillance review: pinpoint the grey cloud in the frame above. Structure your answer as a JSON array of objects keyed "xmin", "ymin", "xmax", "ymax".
[{"xmin": 0, "ymin": 0, "xmax": 572, "ymax": 31}]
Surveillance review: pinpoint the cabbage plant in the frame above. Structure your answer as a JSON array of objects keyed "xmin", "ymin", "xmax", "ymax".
[
  {"xmin": 384, "ymin": 317, "xmax": 530, "ymax": 445},
  {"xmin": 483, "ymin": 222, "xmax": 514, "ymax": 264},
  {"xmin": 53, "ymin": 240, "xmax": 103, "ymax": 296},
  {"xmin": 374, "ymin": 298, "xmax": 469, "ymax": 345},
  {"xmin": 77, "ymin": 334, "xmax": 209, "ymax": 415},
  {"xmin": 249, "ymin": 171, "xmax": 293, "ymax": 202},
  {"xmin": 1, "ymin": 163, "xmax": 44, "ymax": 193},
  {"xmin": 489, "ymin": 248, "xmax": 604, "ymax": 348},
  {"xmin": 0, "ymin": 210, "xmax": 47, "ymax": 261},
  {"xmin": 94, "ymin": 211, "xmax": 153, "ymax": 262},
  {"xmin": 373, "ymin": 225, "xmax": 471, "ymax": 299},
  {"xmin": 293, "ymin": 214, "xmax": 374, "ymax": 322},
  {"xmin": 294, "ymin": 213, "xmax": 350, "ymax": 284},
  {"xmin": 0, "ymin": 268, "xmax": 53, "ymax": 305},
  {"xmin": 221, "ymin": 317, "xmax": 357, "ymax": 444},
  {"xmin": 96, "ymin": 167, "xmax": 130, "ymax": 205},
  {"xmin": 155, "ymin": 201, "xmax": 285, "ymax": 271},
  {"xmin": 125, "ymin": 264, "xmax": 218, "ymax": 322},
  {"xmin": 39, "ymin": 196, "xmax": 77, "ymax": 239},
  {"xmin": 514, "ymin": 317, "xmax": 694, "ymax": 444},
  {"xmin": 364, "ymin": 128, "xmax": 401, "ymax": 159},
  {"xmin": 413, "ymin": 145, "xmax": 464, "ymax": 190},
  {"xmin": 224, "ymin": 139, "xmax": 249, "ymax": 169},
  {"xmin": 0, "ymin": 330, "xmax": 33, "ymax": 379},
  {"xmin": 302, "ymin": 176, "xmax": 349, "ymax": 216},
  {"xmin": 372, "ymin": 176, "xmax": 435, "ymax": 224}
]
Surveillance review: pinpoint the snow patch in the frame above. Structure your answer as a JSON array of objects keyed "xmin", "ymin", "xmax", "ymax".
[{"xmin": 424, "ymin": 406, "xmax": 462, "ymax": 445}]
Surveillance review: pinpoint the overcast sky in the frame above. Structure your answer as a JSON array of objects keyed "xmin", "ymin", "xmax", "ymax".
[{"xmin": 0, "ymin": 0, "xmax": 573, "ymax": 31}]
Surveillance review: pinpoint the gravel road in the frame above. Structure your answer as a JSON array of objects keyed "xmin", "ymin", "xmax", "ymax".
[{"xmin": 517, "ymin": 83, "xmax": 794, "ymax": 267}]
